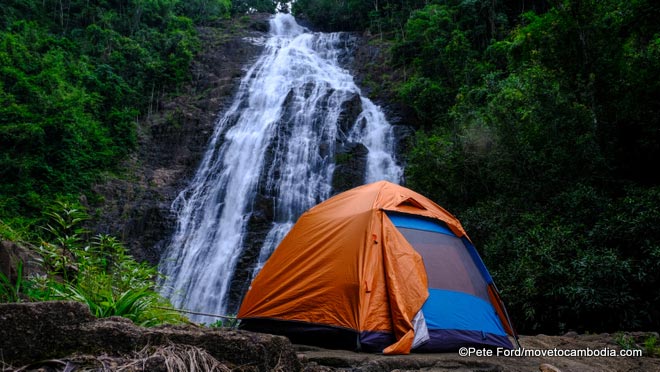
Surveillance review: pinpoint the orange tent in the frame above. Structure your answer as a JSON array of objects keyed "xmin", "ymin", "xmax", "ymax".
[{"xmin": 238, "ymin": 181, "xmax": 517, "ymax": 354}]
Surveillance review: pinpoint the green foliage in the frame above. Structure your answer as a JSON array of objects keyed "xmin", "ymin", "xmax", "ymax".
[
  {"xmin": 505, "ymin": 1, "xmax": 660, "ymax": 184},
  {"xmin": 614, "ymin": 332, "xmax": 639, "ymax": 351},
  {"xmin": 401, "ymin": 0, "xmax": 660, "ymax": 334},
  {"xmin": 208, "ymin": 316, "xmax": 239, "ymax": 329},
  {"xmin": 0, "ymin": 218, "xmax": 32, "ymax": 242},
  {"xmin": 1, "ymin": 23, "xmax": 115, "ymax": 217},
  {"xmin": 397, "ymin": 76, "xmax": 453, "ymax": 127},
  {"xmin": 390, "ymin": 2, "xmax": 506, "ymax": 127},
  {"xmin": 0, "ymin": 260, "xmax": 24, "ymax": 302},
  {"xmin": 292, "ymin": 0, "xmax": 429, "ymax": 32},
  {"xmin": 644, "ymin": 335, "xmax": 660, "ymax": 357},
  {"xmin": 232, "ymin": 0, "xmax": 279, "ymax": 15},
  {"xmin": 42, "ymin": 200, "xmax": 90, "ymax": 244},
  {"xmin": 587, "ymin": 186, "xmax": 660, "ymax": 329},
  {"xmin": 454, "ymin": 185, "xmax": 660, "ymax": 334},
  {"xmin": 22, "ymin": 201, "xmax": 184, "ymax": 326},
  {"xmin": 0, "ymin": 0, "xmax": 200, "ymax": 223},
  {"xmin": 292, "ymin": 0, "xmax": 370, "ymax": 31},
  {"xmin": 178, "ymin": 0, "xmax": 231, "ymax": 25},
  {"xmin": 405, "ymin": 131, "xmax": 463, "ymax": 207}
]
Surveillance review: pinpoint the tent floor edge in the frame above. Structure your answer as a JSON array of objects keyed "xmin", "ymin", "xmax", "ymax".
[
  {"xmin": 239, "ymin": 318, "xmax": 360, "ymax": 351},
  {"xmin": 413, "ymin": 329, "xmax": 514, "ymax": 352}
]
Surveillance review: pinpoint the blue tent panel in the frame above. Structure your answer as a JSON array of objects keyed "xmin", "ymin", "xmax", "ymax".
[
  {"xmin": 386, "ymin": 213, "xmax": 455, "ymax": 236},
  {"xmin": 422, "ymin": 289, "xmax": 507, "ymax": 336}
]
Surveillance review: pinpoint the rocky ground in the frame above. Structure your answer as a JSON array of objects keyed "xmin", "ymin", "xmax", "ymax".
[
  {"xmin": 1, "ymin": 302, "xmax": 658, "ymax": 372},
  {"xmin": 298, "ymin": 334, "xmax": 660, "ymax": 372}
]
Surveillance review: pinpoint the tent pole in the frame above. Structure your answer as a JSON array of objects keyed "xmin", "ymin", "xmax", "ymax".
[{"xmin": 494, "ymin": 285, "xmax": 521, "ymax": 349}]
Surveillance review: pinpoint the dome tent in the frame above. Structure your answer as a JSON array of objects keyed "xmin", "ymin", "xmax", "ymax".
[{"xmin": 238, "ymin": 181, "xmax": 518, "ymax": 354}]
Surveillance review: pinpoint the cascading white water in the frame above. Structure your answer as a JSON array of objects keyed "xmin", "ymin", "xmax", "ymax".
[{"xmin": 158, "ymin": 13, "xmax": 402, "ymax": 323}]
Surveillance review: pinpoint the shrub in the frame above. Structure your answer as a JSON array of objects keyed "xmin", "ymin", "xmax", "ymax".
[{"xmin": 24, "ymin": 201, "xmax": 184, "ymax": 326}]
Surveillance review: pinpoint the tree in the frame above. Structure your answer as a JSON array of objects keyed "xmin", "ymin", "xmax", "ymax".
[{"xmin": 231, "ymin": 0, "xmax": 279, "ymax": 15}]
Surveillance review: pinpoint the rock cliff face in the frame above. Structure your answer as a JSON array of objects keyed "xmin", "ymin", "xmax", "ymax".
[
  {"xmin": 89, "ymin": 15, "xmax": 270, "ymax": 265},
  {"xmin": 348, "ymin": 33, "xmax": 416, "ymax": 160}
]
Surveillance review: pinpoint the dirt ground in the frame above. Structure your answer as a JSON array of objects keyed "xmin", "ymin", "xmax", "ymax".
[{"xmin": 296, "ymin": 333, "xmax": 660, "ymax": 372}]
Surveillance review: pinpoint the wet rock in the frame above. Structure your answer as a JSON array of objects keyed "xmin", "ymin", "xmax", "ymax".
[
  {"xmin": 337, "ymin": 93, "xmax": 364, "ymax": 139},
  {"xmin": 391, "ymin": 124, "xmax": 415, "ymax": 160},
  {"xmin": 349, "ymin": 34, "xmax": 417, "ymax": 130},
  {"xmin": 249, "ymin": 17, "xmax": 271, "ymax": 33},
  {"xmin": 332, "ymin": 142, "xmax": 368, "ymax": 193}
]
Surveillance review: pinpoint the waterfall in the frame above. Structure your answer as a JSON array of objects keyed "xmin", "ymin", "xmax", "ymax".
[{"xmin": 158, "ymin": 13, "xmax": 402, "ymax": 323}]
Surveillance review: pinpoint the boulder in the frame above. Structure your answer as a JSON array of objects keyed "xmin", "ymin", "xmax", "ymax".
[
  {"xmin": 0, "ymin": 240, "xmax": 44, "ymax": 284},
  {"xmin": 0, "ymin": 301, "xmax": 301, "ymax": 371}
]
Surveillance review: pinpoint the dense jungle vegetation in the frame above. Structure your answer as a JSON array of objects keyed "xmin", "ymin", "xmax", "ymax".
[
  {"xmin": 1, "ymin": 0, "xmax": 222, "ymax": 222},
  {"xmin": 2, "ymin": 0, "xmax": 660, "ymax": 336}
]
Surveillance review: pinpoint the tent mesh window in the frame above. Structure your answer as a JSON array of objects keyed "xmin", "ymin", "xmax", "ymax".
[
  {"xmin": 396, "ymin": 227, "xmax": 489, "ymax": 302},
  {"xmin": 386, "ymin": 212, "xmax": 489, "ymax": 302}
]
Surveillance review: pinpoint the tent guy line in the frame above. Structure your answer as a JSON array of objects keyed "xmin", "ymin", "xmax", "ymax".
[{"xmin": 154, "ymin": 306, "xmax": 237, "ymax": 321}]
